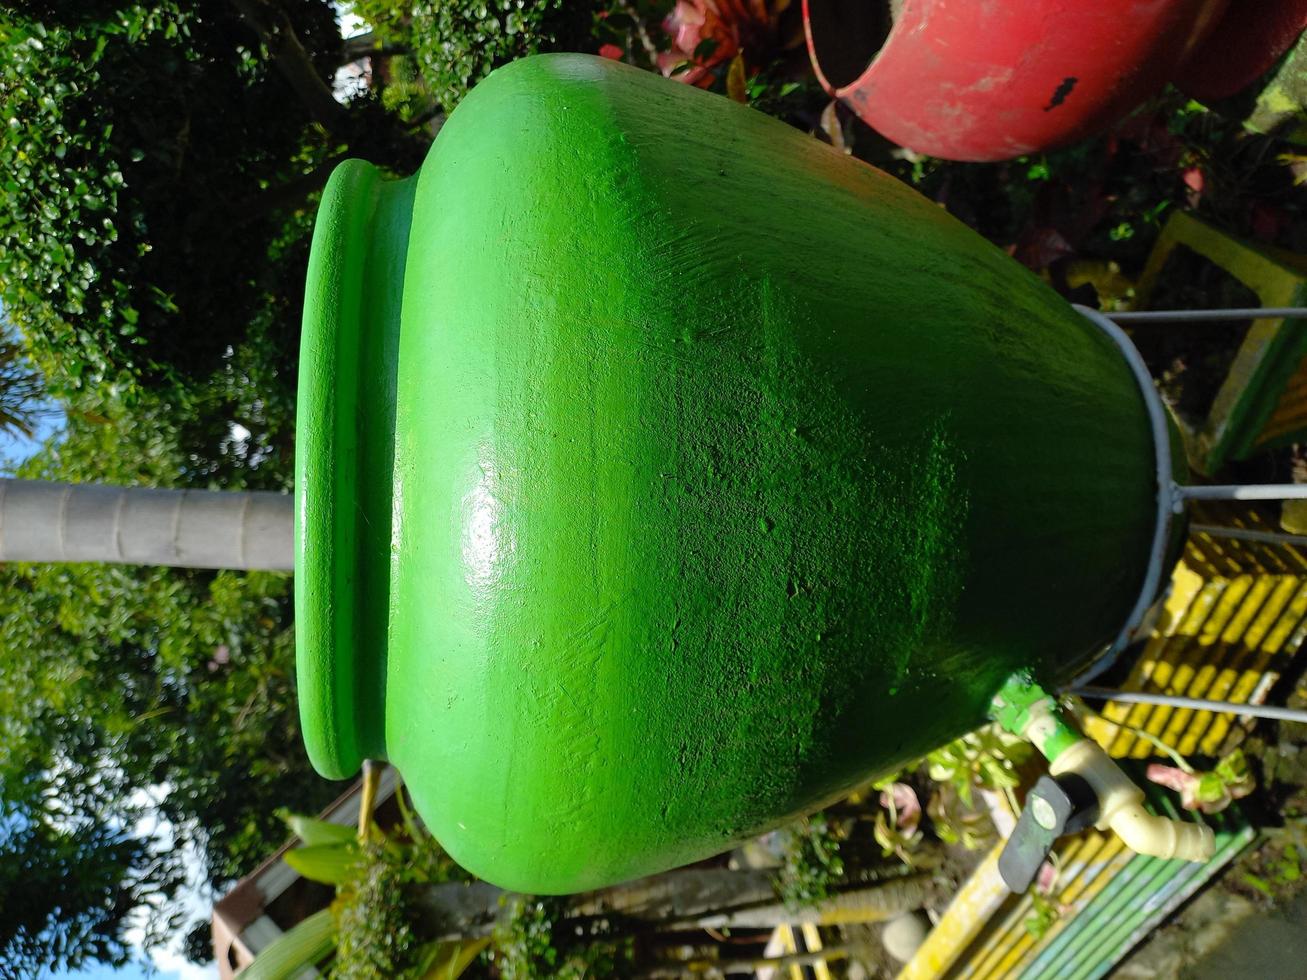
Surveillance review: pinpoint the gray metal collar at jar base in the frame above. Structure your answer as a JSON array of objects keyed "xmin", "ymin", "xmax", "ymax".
[{"xmin": 1069, "ymin": 305, "xmax": 1179, "ymax": 687}]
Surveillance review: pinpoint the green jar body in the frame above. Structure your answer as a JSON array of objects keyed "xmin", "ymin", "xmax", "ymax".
[{"xmin": 297, "ymin": 54, "xmax": 1171, "ymax": 893}]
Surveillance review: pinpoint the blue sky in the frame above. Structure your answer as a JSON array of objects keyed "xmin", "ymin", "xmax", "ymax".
[
  {"xmin": 60, "ymin": 963, "xmax": 181, "ymax": 980},
  {"xmin": 57, "ymin": 953, "xmax": 213, "ymax": 980},
  {"xmin": 0, "ymin": 408, "xmax": 60, "ymax": 473},
  {"xmin": 0, "ymin": 299, "xmax": 62, "ymax": 473}
]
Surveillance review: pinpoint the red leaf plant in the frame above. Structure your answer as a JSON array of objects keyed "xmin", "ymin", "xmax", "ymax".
[{"xmin": 658, "ymin": 0, "xmax": 797, "ymax": 87}]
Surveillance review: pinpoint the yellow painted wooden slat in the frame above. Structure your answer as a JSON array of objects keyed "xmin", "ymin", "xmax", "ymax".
[
  {"xmin": 1191, "ymin": 578, "xmax": 1304, "ymax": 753},
  {"xmin": 1265, "ymin": 583, "xmax": 1307, "ymax": 652},
  {"xmin": 1164, "ymin": 577, "xmax": 1272, "ymax": 754},
  {"xmin": 898, "ymin": 850, "xmax": 1009, "ymax": 980},
  {"xmin": 799, "ymin": 922, "xmax": 833, "ymax": 980},
  {"xmin": 1123, "ymin": 578, "xmax": 1249, "ymax": 758},
  {"xmin": 769, "ymin": 923, "xmax": 804, "ymax": 980},
  {"xmin": 1285, "ymin": 606, "xmax": 1307, "ymax": 653},
  {"xmin": 1219, "ymin": 577, "xmax": 1276, "ymax": 644},
  {"xmin": 1156, "ymin": 564, "xmax": 1205, "ymax": 637},
  {"xmin": 955, "ymin": 833, "xmax": 1126, "ymax": 980},
  {"xmin": 1096, "ymin": 580, "xmax": 1217, "ymax": 757},
  {"xmin": 1242, "ymin": 577, "xmax": 1299, "ymax": 651}
]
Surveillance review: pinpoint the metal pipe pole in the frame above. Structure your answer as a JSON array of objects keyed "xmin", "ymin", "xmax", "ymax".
[
  {"xmin": 1190, "ymin": 524, "xmax": 1307, "ymax": 547},
  {"xmin": 1106, "ymin": 307, "xmax": 1307, "ymax": 323},
  {"xmin": 1176, "ymin": 484, "xmax": 1307, "ymax": 502},
  {"xmin": 1070, "ymin": 687, "xmax": 1307, "ymax": 724}
]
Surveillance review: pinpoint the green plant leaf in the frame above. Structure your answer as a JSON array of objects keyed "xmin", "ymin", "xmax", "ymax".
[
  {"xmin": 240, "ymin": 908, "xmax": 335, "ymax": 980},
  {"xmin": 283, "ymin": 843, "xmax": 357, "ymax": 885},
  {"xmin": 419, "ymin": 937, "xmax": 491, "ymax": 979},
  {"xmin": 283, "ymin": 812, "xmax": 357, "ymax": 847}
]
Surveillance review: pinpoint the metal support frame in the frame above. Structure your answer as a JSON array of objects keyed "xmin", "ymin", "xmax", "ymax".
[{"xmin": 1072, "ymin": 305, "xmax": 1307, "ymax": 686}]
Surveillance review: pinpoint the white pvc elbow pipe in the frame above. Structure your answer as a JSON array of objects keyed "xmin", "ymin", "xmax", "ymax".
[
  {"xmin": 1109, "ymin": 804, "xmax": 1215, "ymax": 863},
  {"xmin": 1048, "ymin": 739, "xmax": 1215, "ymax": 863}
]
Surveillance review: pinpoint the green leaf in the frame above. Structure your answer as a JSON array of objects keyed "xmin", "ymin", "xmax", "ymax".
[
  {"xmin": 418, "ymin": 938, "xmax": 491, "ymax": 979},
  {"xmin": 1279, "ymin": 845, "xmax": 1301, "ymax": 884},
  {"xmin": 1243, "ymin": 872, "xmax": 1275, "ymax": 897},
  {"xmin": 1194, "ymin": 772, "xmax": 1227, "ymax": 805},
  {"xmin": 240, "ymin": 908, "xmax": 335, "ymax": 980},
  {"xmin": 283, "ymin": 843, "xmax": 356, "ymax": 885},
  {"xmin": 284, "ymin": 812, "xmax": 357, "ymax": 847},
  {"xmin": 693, "ymin": 37, "xmax": 718, "ymax": 61},
  {"xmin": 1214, "ymin": 748, "xmax": 1250, "ymax": 786}
]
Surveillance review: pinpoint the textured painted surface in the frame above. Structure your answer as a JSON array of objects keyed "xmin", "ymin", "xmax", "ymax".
[
  {"xmin": 802, "ymin": 0, "xmax": 1229, "ymax": 162},
  {"xmin": 297, "ymin": 54, "xmax": 1167, "ymax": 893}
]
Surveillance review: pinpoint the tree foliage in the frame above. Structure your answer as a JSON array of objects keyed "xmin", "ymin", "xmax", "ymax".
[
  {"xmin": 348, "ymin": 0, "xmax": 605, "ymax": 113},
  {"xmin": 0, "ymin": 0, "xmax": 424, "ymax": 970},
  {"xmin": 0, "ymin": 0, "xmax": 426, "ymax": 396},
  {"xmin": 0, "ymin": 388, "xmax": 341, "ymax": 973},
  {"xmin": 0, "ymin": 800, "xmax": 179, "ymax": 974},
  {"xmin": 410, "ymin": 0, "xmax": 601, "ymax": 112}
]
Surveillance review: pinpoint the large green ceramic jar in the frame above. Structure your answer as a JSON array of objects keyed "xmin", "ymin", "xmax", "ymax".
[{"xmin": 296, "ymin": 54, "xmax": 1177, "ymax": 894}]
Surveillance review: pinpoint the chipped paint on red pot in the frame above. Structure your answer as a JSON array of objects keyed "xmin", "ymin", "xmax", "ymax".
[
  {"xmin": 1174, "ymin": 0, "xmax": 1307, "ymax": 102},
  {"xmin": 804, "ymin": 0, "xmax": 1229, "ymax": 162}
]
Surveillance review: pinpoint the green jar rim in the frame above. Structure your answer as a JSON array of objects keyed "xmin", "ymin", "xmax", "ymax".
[{"xmin": 295, "ymin": 158, "xmax": 385, "ymax": 780}]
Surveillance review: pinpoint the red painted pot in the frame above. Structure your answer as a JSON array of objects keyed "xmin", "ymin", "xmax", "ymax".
[
  {"xmin": 1174, "ymin": 0, "xmax": 1307, "ymax": 102},
  {"xmin": 803, "ymin": 0, "xmax": 1229, "ymax": 162}
]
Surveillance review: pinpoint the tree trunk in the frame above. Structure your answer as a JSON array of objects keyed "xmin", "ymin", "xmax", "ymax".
[
  {"xmin": 230, "ymin": 0, "xmax": 353, "ymax": 134},
  {"xmin": 0, "ymin": 478, "xmax": 293, "ymax": 570}
]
